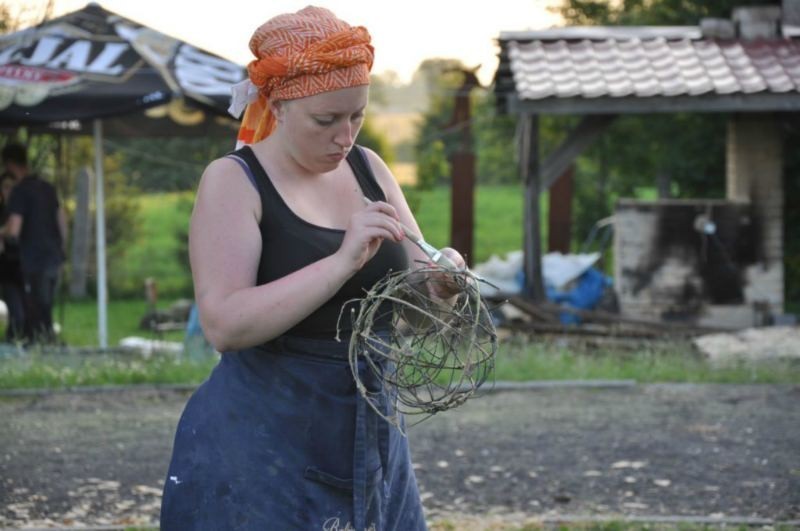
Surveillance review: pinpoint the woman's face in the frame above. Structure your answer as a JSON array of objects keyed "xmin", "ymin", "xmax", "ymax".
[{"xmin": 275, "ymin": 85, "xmax": 368, "ymax": 174}]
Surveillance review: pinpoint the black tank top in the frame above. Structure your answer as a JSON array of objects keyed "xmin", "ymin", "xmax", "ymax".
[{"xmin": 228, "ymin": 145, "xmax": 408, "ymax": 339}]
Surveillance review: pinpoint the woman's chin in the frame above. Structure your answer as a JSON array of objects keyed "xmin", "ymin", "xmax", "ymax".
[{"xmin": 314, "ymin": 159, "xmax": 343, "ymax": 173}]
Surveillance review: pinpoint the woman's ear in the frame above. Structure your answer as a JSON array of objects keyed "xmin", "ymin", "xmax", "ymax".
[{"xmin": 269, "ymin": 100, "xmax": 285, "ymax": 122}]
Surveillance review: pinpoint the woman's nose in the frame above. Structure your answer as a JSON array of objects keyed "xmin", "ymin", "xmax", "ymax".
[{"xmin": 334, "ymin": 121, "xmax": 354, "ymax": 148}]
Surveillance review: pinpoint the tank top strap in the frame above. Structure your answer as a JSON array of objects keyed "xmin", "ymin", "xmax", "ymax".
[
  {"xmin": 224, "ymin": 146, "xmax": 278, "ymax": 230},
  {"xmin": 226, "ymin": 144, "xmax": 384, "ymax": 214},
  {"xmin": 347, "ymin": 146, "xmax": 387, "ymax": 202}
]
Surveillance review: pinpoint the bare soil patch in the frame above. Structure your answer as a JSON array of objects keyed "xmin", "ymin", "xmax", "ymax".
[{"xmin": 1, "ymin": 384, "xmax": 798, "ymax": 528}]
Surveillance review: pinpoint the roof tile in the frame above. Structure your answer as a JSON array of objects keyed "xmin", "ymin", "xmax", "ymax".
[{"xmin": 505, "ymin": 37, "xmax": 800, "ymax": 100}]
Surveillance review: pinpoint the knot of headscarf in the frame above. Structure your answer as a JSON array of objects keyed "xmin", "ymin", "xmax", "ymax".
[{"xmin": 234, "ymin": 6, "xmax": 374, "ymax": 146}]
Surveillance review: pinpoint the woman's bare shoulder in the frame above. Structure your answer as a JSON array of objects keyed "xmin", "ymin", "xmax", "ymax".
[
  {"xmin": 195, "ymin": 155, "xmax": 261, "ymax": 216},
  {"xmin": 200, "ymin": 156, "xmax": 245, "ymax": 185},
  {"xmin": 198, "ymin": 155, "xmax": 255, "ymax": 195}
]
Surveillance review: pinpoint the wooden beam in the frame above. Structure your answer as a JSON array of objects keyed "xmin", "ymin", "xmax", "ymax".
[
  {"xmin": 541, "ymin": 114, "xmax": 616, "ymax": 190},
  {"xmin": 508, "ymin": 296, "xmax": 733, "ymax": 334},
  {"xmin": 520, "ymin": 113, "xmax": 546, "ymax": 301},
  {"xmin": 508, "ymin": 92, "xmax": 800, "ymax": 115}
]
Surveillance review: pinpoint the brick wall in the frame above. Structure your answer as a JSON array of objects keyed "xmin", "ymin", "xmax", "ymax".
[
  {"xmin": 614, "ymin": 114, "xmax": 784, "ymax": 329},
  {"xmin": 614, "ymin": 198, "xmax": 782, "ymax": 328},
  {"xmin": 726, "ymin": 114, "xmax": 784, "ymax": 315}
]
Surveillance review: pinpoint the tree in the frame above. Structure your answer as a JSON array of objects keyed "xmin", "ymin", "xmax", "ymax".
[
  {"xmin": 0, "ymin": 1, "xmax": 50, "ymax": 34},
  {"xmin": 555, "ymin": 0, "xmax": 778, "ymax": 25},
  {"xmin": 358, "ymin": 118, "xmax": 395, "ymax": 164},
  {"xmin": 108, "ymin": 137, "xmax": 229, "ymax": 192},
  {"xmin": 413, "ymin": 58, "xmax": 468, "ymax": 179},
  {"xmin": 473, "ymin": 91, "xmax": 518, "ymax": 185}
]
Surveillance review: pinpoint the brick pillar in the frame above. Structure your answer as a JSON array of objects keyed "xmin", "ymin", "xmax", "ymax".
[{"xmin": 726, "ymin": 113, "xmax": 784, "ymax": 314}]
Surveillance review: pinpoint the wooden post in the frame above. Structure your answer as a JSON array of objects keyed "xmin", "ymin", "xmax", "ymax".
[
  {"xmin": 447, "ymin": 67, "xmax": 480, "ymax": 266},
  {"xmin": 548, "ymin": 164, "xmax": 574, "ymax": 253},
  {"xmin": 520, "ymin": 114, "xmax": 545, "ymax": 300},
  {"xmin": 450, "ymin": 151, "xmax": 475, "ymax": 265}
]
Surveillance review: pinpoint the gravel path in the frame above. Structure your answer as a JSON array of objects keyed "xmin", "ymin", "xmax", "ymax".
[{"xmin": 1, "ymin": 383, "xmax": 798, "ymax": 528}]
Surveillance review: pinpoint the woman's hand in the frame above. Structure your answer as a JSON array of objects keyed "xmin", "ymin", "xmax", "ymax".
[
  {"xmin": 425, "ymin": 247, "xmax": 466, "ymax": 300},
  {"xmin": 336, "ymin": 200, "xmax": 404, "ymax": 274}
]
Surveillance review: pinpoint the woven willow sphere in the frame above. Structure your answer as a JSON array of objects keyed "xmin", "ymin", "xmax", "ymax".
[{"xmin": 342, "ymin": 265, "xmax": 497, "ymax": 432}]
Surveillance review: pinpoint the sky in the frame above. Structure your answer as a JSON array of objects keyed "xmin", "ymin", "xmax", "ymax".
[{"xmin": 15, "ymin": 0, "xmax": 563, "ymax": 85}]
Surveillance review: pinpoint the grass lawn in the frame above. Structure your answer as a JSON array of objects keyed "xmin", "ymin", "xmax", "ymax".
[
  {"xmin": 497, "ymin": 335, "xmax": 800, "ymax": 384},
  {"xmin": 2, "ymin": 327, "xmax": 797, "ymax": 390},
  {"xmin": 57, "ymin": 297, "xmax": 186, "ymax": 347},
  {"xmin": 0, "ymin": 349, "xmax": 216, "ymax": 390}
]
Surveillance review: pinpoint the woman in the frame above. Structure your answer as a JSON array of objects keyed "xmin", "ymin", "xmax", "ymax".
[{"xmin": 161, "ymin": 7, "xmax": 464, "ymax": 530}]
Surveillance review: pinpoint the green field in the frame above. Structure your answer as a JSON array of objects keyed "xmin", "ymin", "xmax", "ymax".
[
  {"xmin": 411, "ymin": 185, "xmax": 526, "ymax": 264},
  {"xmin": 111, "ymin": 191, "xmax": 194, "ymax": 298}
]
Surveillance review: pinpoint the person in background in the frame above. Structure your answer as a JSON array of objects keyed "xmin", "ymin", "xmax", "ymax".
[
  {"xmin": 1, "ymin": 143, "xmax": 67, "ymax": 344},
  {"xmin": 0, "ymin": 172, "xmax": 25, "ymax": 342}
]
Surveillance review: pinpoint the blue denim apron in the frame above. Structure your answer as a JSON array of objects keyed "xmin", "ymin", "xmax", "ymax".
[{"xmin": 160, "ymin": 334, "xmax": 427, "ymax": 530}]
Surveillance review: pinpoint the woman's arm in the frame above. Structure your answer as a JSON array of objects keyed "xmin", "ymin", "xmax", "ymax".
[{"xmin": 190, "ymin": 157, "xmax": 404, "ymax": 352}]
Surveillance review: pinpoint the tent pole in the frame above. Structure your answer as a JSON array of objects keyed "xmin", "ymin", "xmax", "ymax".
[{"xmin": 93, "ymin": 119, "xmax": 108, "ymax": 348}]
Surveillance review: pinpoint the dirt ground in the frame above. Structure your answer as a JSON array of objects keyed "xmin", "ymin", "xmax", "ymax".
[{"xmin": 1, "ymin": 383, "xmax": 799, "ymax": 528}]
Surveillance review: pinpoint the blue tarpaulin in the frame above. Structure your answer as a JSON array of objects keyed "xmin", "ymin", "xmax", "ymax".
[{"xmin": 546, "ymin": 267, "xmax": 612, "ymax": 324}]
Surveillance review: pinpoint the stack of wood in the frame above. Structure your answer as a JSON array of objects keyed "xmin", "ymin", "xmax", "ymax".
[{"xmin": 495, "ymin": 294, "xmax": 728, "ymax": 340}]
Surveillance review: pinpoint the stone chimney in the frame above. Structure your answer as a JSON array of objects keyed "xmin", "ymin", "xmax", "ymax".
[
  {"xmin": 784, "ymin": 0, "xmax": 800, "ymax": 26},
  {"xmin": 700, "ymin": 18, "xmax": 735, "ymax": 39},
  {"xmin": 733, "ymin": 6, "xmax": 782, "ymax": 38},
  {"xmin": 723, "ymin": 6, "xmax": 787, "ymax": 319}
]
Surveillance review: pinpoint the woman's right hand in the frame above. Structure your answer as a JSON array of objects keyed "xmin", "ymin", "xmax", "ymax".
[{"xmin": 337, "ymin": 200, "xmax": 404, "ymax": 274}]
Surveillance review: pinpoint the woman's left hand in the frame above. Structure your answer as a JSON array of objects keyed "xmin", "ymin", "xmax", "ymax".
[{"xmin": 426, "ymin": 247, "xmax": 467, "ymax": 300}]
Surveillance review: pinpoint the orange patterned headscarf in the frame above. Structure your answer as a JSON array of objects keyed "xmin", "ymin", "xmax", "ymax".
[{"xmin": 233, "ymin": 6, "xmax": 374, "ymax": 145}]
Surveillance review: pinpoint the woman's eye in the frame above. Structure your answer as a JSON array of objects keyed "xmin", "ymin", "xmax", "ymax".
[{"xmin": 314, "ymin": 117, "xmax": 334, "ymax": 126}]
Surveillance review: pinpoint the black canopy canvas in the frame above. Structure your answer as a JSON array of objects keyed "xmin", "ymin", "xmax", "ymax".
[
  {"xmin": 0, "ymin": 1, "xmax": 245, "ymax": 135},
  {"xmin": 0, "ymin": 2, "xmax": 247, "ymax": 346}
]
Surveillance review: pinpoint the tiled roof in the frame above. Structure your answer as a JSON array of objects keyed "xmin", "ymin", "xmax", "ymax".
[
  {"xmin": 494, "ymin": 27, "xmax": 800, "ymax": 112},
  {"xmin": 504, "ymin": 37, "xmax": 800, "ymax": 100}
]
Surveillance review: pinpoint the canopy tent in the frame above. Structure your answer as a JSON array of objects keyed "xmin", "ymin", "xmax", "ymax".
[{"xmin": 0, "ymin": 2, "xmax": 246, "ymax": 346}]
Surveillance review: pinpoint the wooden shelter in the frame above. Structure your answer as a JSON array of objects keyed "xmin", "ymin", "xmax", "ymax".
[{"xmin": 493, "ymin": 5, "xmax": 800, "ymax": 327}]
